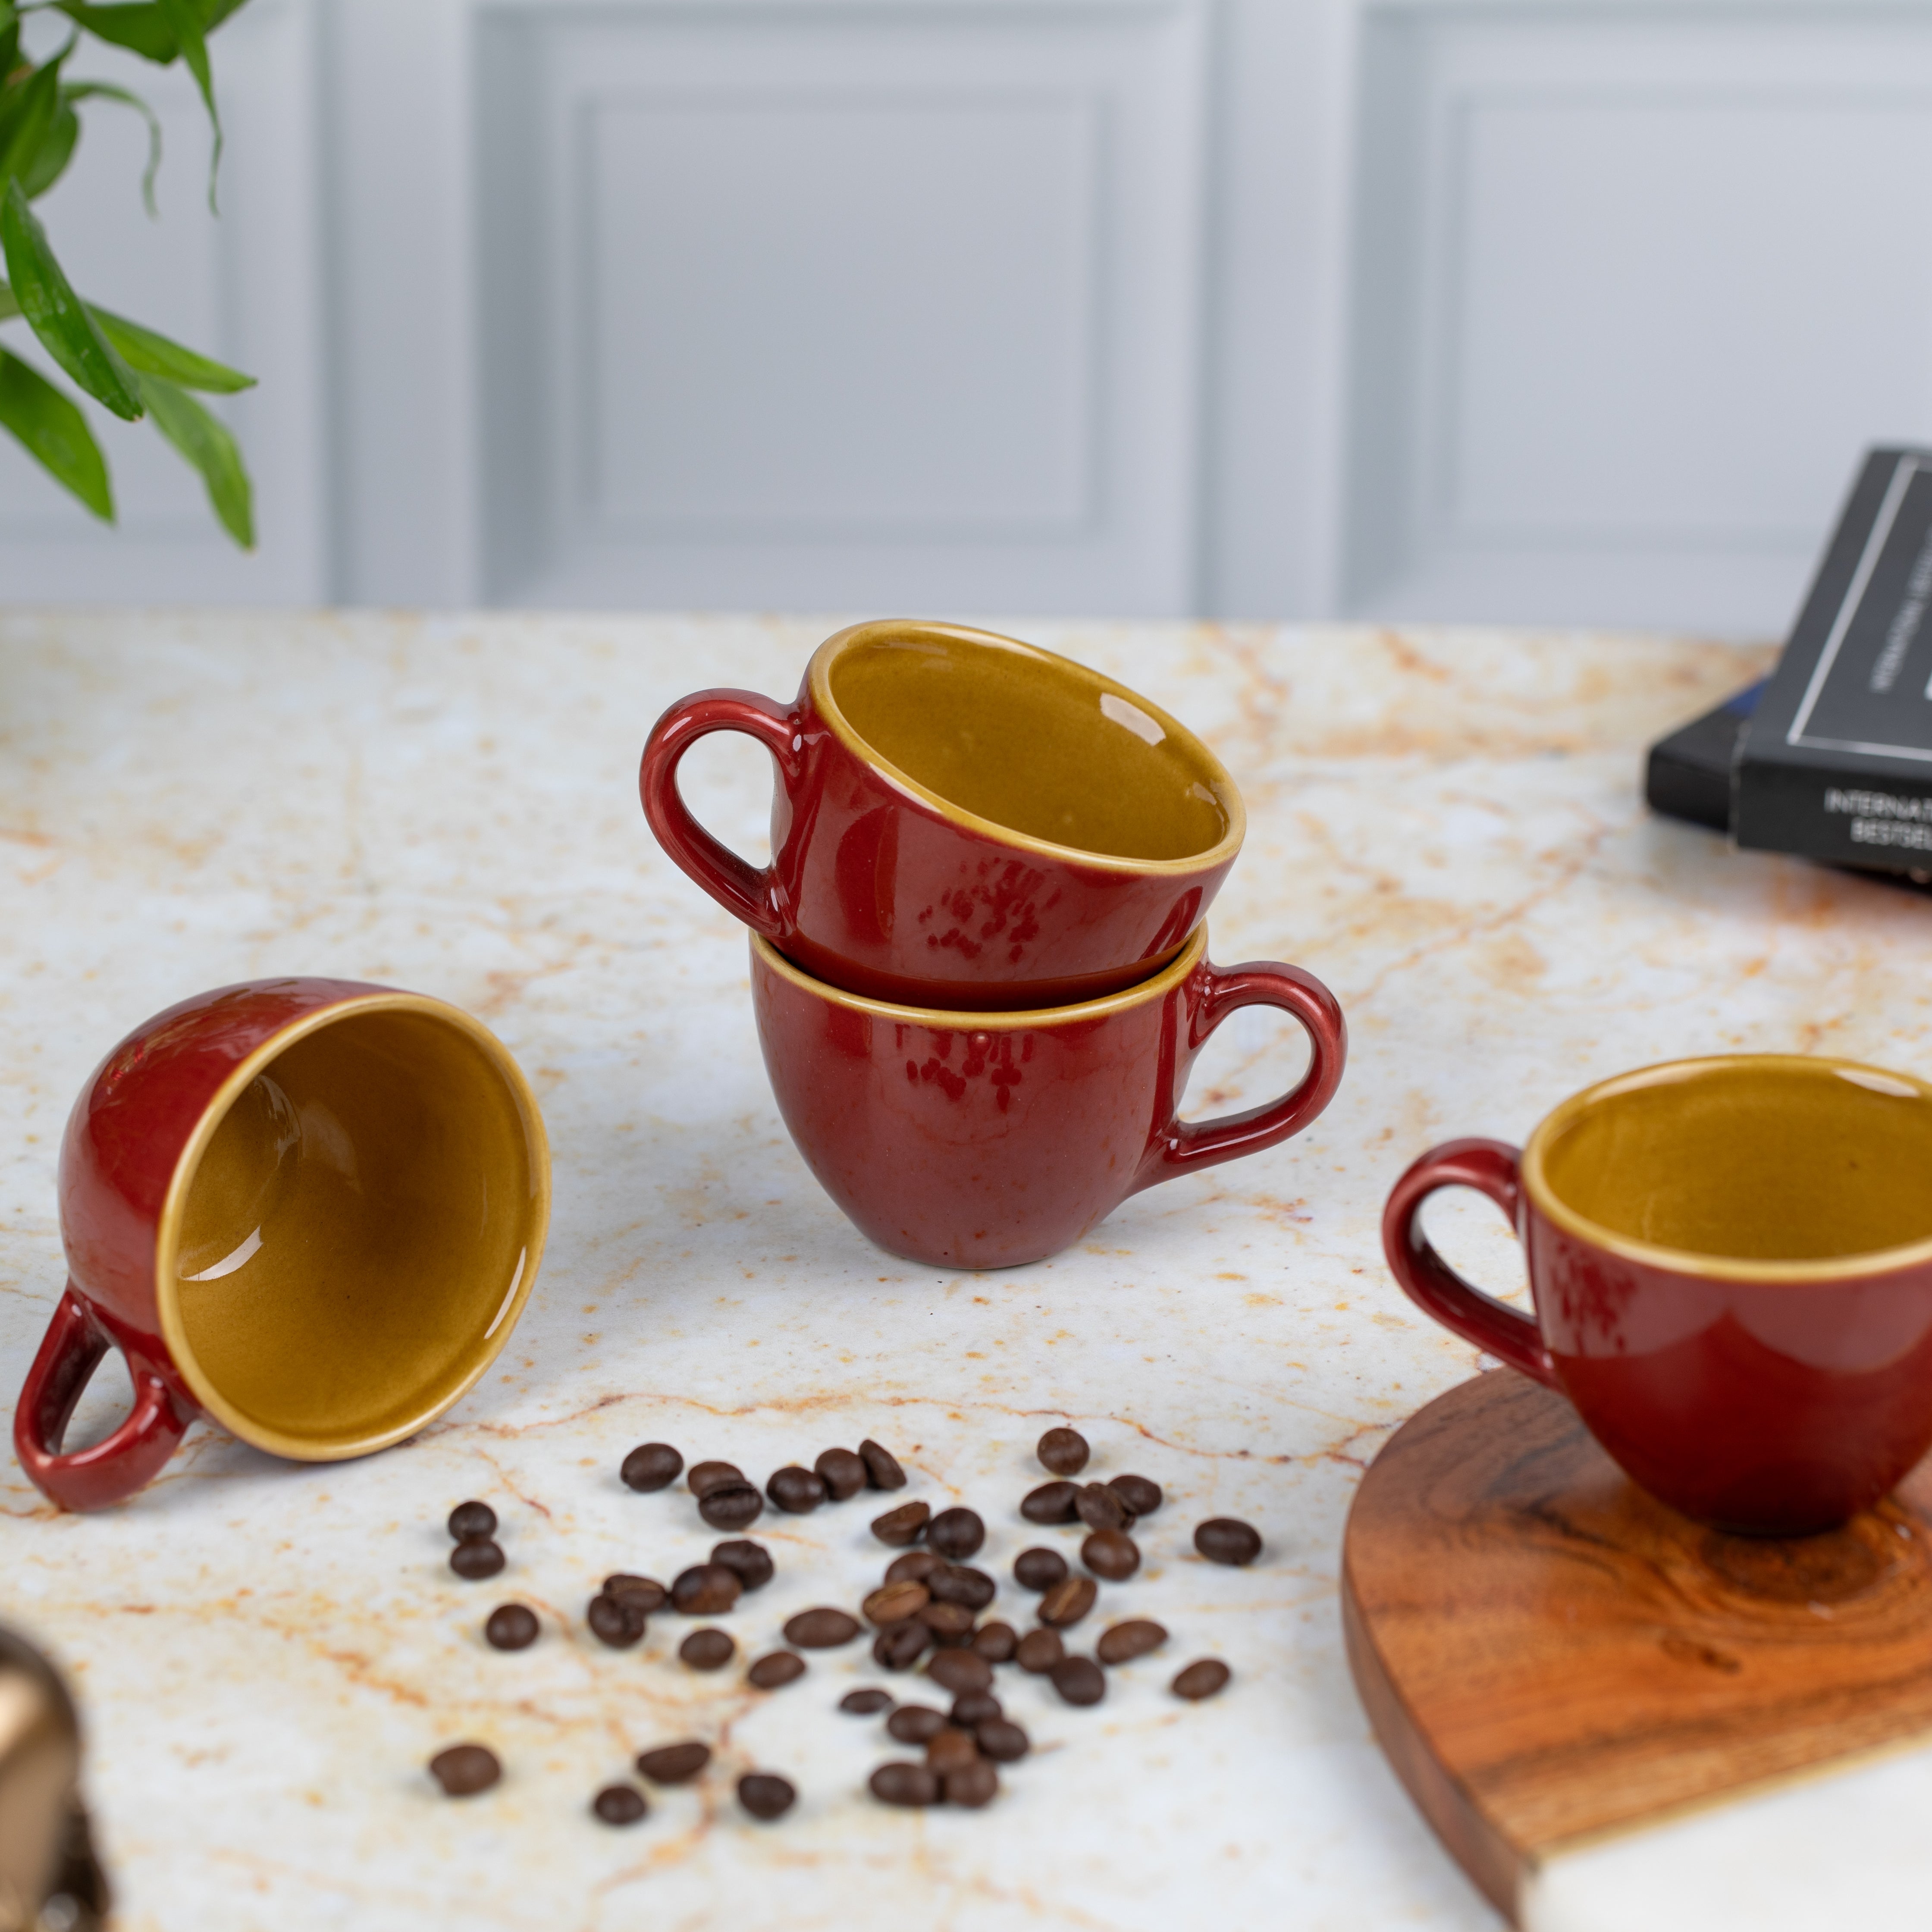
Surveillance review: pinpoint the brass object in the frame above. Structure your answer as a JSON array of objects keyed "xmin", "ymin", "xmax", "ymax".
[{"xmin": 0, "ymin": 1629, "xmax": 107, "ymax": 1932}]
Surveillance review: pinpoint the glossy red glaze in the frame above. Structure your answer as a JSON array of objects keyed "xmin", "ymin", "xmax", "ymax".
[
  {"xmin": 752, "ymin": 927, "xmax": 1345, "ymax": 1269},
  {"xmin": 640, "ymin": 624, "xmax": 1242, "ymax": 1009},
  {"xmin": 1383, "ymin": 1138, "xmax": 1932, "ymax": 1534}
]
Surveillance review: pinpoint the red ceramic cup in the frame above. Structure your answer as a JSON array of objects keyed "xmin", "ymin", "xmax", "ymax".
[
  {"xmin": 752, "ymin": 925, "xmax": 1345, "ymax": 1269},
  {"xmin": 1383, "ymin": 1055, "xmax": 1932, "ymax": 1534},
  {"xmin": 14, "ymin": 979, "xmax": 550, "ymax": 1512},
  {"xmin": 641, "ymin": 619, "xmax": 1245, "ymax": 1009}
]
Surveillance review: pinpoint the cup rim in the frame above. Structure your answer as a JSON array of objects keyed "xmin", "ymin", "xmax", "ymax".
[
  {"xmin": 807, "ymin": 619, "xmax": 1246, "ymax": 874},
  {"xmin": 1520, "ymin": 1053, "xmax": 1932, "ymax": 1283},
  {"xmin": 154, "ymin": 990, "xmax": 551, "ymax": 1461},
  {"xmin": 752, "ymin": 922, "xmax": 1210, "ymax": 1026}
]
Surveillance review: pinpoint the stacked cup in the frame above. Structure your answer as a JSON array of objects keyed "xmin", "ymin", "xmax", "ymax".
[{"xmin": 641, "ymin": 620, "xmax": 1346, "ymax": 1269}]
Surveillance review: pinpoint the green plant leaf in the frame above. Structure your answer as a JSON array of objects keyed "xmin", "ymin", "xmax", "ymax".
[
  {"xmin": 62, "ymin": 82, "xmax": 161, "ymax": 213},
  {"xmin": 19, "ymin": 97, "xmax": 75, "ymax": 196},
  {"xmin": 139, "ymin": 370, "xmax": 248, "ymax": 545},
  {"xmin": 0, "ymin": 277, "xmax": 17, "ymax": 319},
  {"xmin": 0, "ymin": 5, "xmax": 21, "ymax": 82},
  {"xmin": 48, "ymin": 3, "xmax": 176, "ymax": 63},
  {"xmin": 0, "ymin": 179, "xmax": 142, "ymax": 418},
  {"xmin": 0, "ymin": 41, "xmax": 69, "ymax": 196},
  {"xmin": 152, "ymin": 0, "xmax": 218, "ymax": 203},
  {"xmin": 0, "ymin": 344, "xmax": 111, "ymax": 517},
  {"xmin": 92, "ymin": 304, "xmax": 251, "ymax": 391}
]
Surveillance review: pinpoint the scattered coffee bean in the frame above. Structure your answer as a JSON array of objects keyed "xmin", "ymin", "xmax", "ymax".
[
  {"xmin": 586, "ymin": 1593, "xmax": 646, "ymax": 1648},
  {"xmin": 926, "ymin": 1647, "xmax": 992, "ymax": 1696},
  {"xmin": 945, "ymin": 1759, "xmax": 999, "ymax": 1808},
  {"xmin": 1050, "ymin": 1655, "xmax": 1106, "ymax": 1706},
  {"xmin": 976, "ymin": 1718, "xmax": 1030, "ymax": 1763},
  {"xmin": 950, "ymin": 1692, "xmax": 1002, "ymax": 1726},
  {"xmin": 680, "ymin": 1628, "xmax": 735, "ymax": 1671},
  {"xmin": 447, "ymin": 1500, "xmax": 496, "ymax": 1541},
  {"xmin": 1014, "ymin": 1547, "xmax": 1068, "ymax": 1592},
  {"xmin": 873, "ymin": 1621, "xmax": 932, "ymax": 1670},
  {"xmin": 671, "ymin": 1565, "xmax": 743, "ymax": 1615},
  {"xmin": 841, "ymin": 1687, "xmax": 895, "ymax": 1715},
  {"xmin": 1082, "ymin": 1529, "xmax": 1140, "ymax": 1582},
  {"xmin": 484, "ymin": 1603, "xmax": 538, "ymax": 1651},
  {"xmin": 815, "ymin": 1446, "xmax": 868, "ymax": 1501},
  {"xmin": 1038, "ymin": 1576, "xmax": 1097, "ymax": 1628},
  {"xmin": 887, "ymin": 1704, "xmax": 947, "ymax": 1744},
  {"xmin": 784, "ymin": 1607, "xmax": 861, "ymax": 1649},
  {"xmin": 697, "ymin": 1483, "xmax": 763, "ymax": 1531},
  {"xmin": 925, "ymin": 1726, "xmax": 979, "ymax": 1774},
  {"xmin": 859, "ymin": 1439, "xmax": 907, "ymax": 1490},
  {"xmin": 1020, "ymin": 1480, "xmax": 1079, "ymax": 1524},
  {"xmin": 926, "ymin": 1508, "xmax": 985, "ymax": 1559},
  {"xmin": 1172, "ymin": 1658, "xmax": 1232, "ymax": 1700},
  {"xmin": 429, "ymin": 1743, "xmax": 500, "ymax": 1796},
  {"xmin": 738, "ymin": 1772, "xmax": 796, "ymax": 1821},
  {"xmin": 767, "ymin": 1465, "xmax": 828, "ymax": 1514},
  {"xmin": 870, "ymin": 1761, "xmax": 939, "ymax": 1806},
  {"xmin": 872, "ymin": 1500, "xmax": 930, "ymax": 1546},
  {"xmin": 1109, "ymin": 1474, "xmax": 1163, "ymax": 1517},
  {"xmin": 1096, "ymin": 1618, "xmax": 1167, "ymax": 1665},
  {"xmin": 1075, "ymin": 1483, "xmax": 1131, "ymax": 1534},
  {"xmin": 917, "ymin": 1600, "xmax": 975, "ymax": 1640},
  {"xmin": 1195, "ymin": 1518, "xmax": 1262, "ymax": 1566},
  {"xmin": 1036, "ymin": 1427, "xmax": 1090, "ymax": 1475},
  {"xmin": 449, "ymin": 1537, "xmax": 505, "ymax": 1580},
  {"xmin": 605, "ymin": 1573, "xmax": 668, "ymax": 1612},
  {"xmin": 747, "ymin": 1650, "xmax": 806, "ymax": 1690},
  {"xmin": 709, "ymin": 1540, "xmax": 774, "ymax": 1591},
  {"xmin": 687, "ymin": 1459, "xmax": 743, "ymax": 1497},
  {"xmin": 1016, "ymin": 1628, "xmax": 1064, "ymax": 1673},
  {"xmin": 864, "ymin": 1581, "xmax": 931, "ymax": 1627},
  {"xmin": 620, "ymin": 1443, "xmax": 683, "ymax": 1492},
  {"xmin": 972, "ymin": 1622, "xmax": 1018, "ymax": 1664},
  {"xmin": 929, "ymin": 1565, "xmax": 996, "ymax": 1610},
  {"xmin": 885, "ymin": 1549, "xmax": 944, "ymax": 1585},
  {"xmin": 593, "ymin": 1784, "xmax": 647, "ymax": 1825},
  {"xmin": 635, "ymin": 1741, "xmax": 710, "ymax": 1784}
]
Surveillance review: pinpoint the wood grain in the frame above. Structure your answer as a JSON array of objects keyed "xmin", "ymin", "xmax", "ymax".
[{"xmin": 1343, "ymin": 1371, "xmax": 1932, "ymax": 1923}]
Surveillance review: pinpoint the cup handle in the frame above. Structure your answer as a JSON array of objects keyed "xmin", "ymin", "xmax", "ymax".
[
  {"xmin": 1380, "ymin": 1140, "xmax": 1557, "ymax": 1386},
  {"xmin": 13, "ymin": 1286, "xmax": 191, "ymax": 1511},
  {"xmin": 639, "ymin": 690, "xmax": 802, "ymax": 937},
  {"xmin": 1135, "ymin": 960, "xmax": 1347, "ymax": 1189}
]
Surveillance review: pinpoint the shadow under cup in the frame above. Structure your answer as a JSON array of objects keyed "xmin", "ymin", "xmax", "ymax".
[{"xmin": 161, "ymin": 1004, "xmax": 543, "ymax": 1458}]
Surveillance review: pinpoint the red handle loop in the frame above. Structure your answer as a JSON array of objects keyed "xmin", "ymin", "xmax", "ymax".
[
  {"xmin": 13, "ymin": 1286, "xmax": 191, "ymax": 1511},
  {"xmin": 1380, "ymin": 1139, "xmax": 1556, "ymax": 1386},
  {"xmin": 639, "ymin": 690, "xmax": 801, "ymax": 937},
  {"xmin": 1135, "ymin": 960, "xmax": 1347, "ymax": 1191}
]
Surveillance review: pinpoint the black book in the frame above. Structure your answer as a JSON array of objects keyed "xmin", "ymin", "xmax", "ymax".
[{"xmin": 1644, "ymin": 680, "xmax": 1764, "ymax": 833}]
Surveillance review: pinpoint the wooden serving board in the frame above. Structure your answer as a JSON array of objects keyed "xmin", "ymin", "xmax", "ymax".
[{"xmin": 1342, "ymin": 1371, "xmax": 1932, "ymax": 1924}]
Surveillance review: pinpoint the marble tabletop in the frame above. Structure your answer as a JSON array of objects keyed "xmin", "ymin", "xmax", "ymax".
[{"xmin": 5, "ymin": 609, "xmax": 1925, "ymax": 1932}]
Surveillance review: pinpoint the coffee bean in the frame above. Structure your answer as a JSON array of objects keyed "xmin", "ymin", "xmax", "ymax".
[
  {"xmin": 447, "ymin": 1500, "xmax": 496, "ymax": 1541},
  {"xmin": 1082, "ymin": 1529, "xmax": 1140, "ymax": 1582},
  {"xmin": 815, "ymin": 1446, "xmax": 868, "ymax": 1501},
  {"xmin": 680, "ymin": 1628, "xmax": 735, "ymax": 1671},
  {"xmin": 925, "ymin": 1647, "xmax": 992, "ymax": 1696},
  {"xmin": 604, "ymin": 1573, "xmax": 668, "ymax": 1612},
  {"xmin": 1195, "ymin": 1518, "xmax": 1262, "ymax": 1566},
  {"xmin": 1020, "ymin": 1480, "xmax": 1079, "ymax": 1524},
  {"xmin": 484, "ymin": 1603, "xmax": 538, "ymax": 1651},
  {"xmin": 1036, "ymin": 1427, "xmax": 1089, "ymax": 1475},
  {"xmin": 870, "ymin": 1761, "xmax": 938, "ymax": 1806},
  {"xmin": 1050, "ymin": 1655, "xmax": 1106, "ymax": 1706},
  {"xmin": 687, "ymin": 1459, "xmax": 743, "ymax": 1497},
  {"xmin": 1038, "ymin": 1576, "xmax": 1097, "ymax": 1628},
  {"xmin": 738, "ymin": 1772, "xmax": 796, "ymax": 1821},
  {"xmin": 976, "ymin": 1718, "xmax": 1030, "ymax": 1763},
  {"xmin": 925, "ymin": 1726, "xmax": 978, "ymax": 1774},
  {"xmin": 1075, "ymin": 1483, "xmax": 1131, "ymax": 1534},
  {"xmin": 841, "ymin": 1687, "xmax": 895, "ymax": 1715},
  {"xmin": 885, "ymin": 1549, "xmax": 944, "ymax": 1585},
  {"xmin": 1109, "ymin": 1473, "xmax": 1163, "ymax": 1517},
  {"xmin": 429, "ymin": 1743, "xmax": 500, "ymax": 1796},
  {"xmin": 1014, "ymin": 1547, "xmax": 1067, "ymax": 1592},
  {"xmin": 1172, "ymin": 1658, "xmax": 1232, "ymax": 1700},
  {"xmin": 620, "ymin": 1443, "xmax": 683, "ymax": 1492},
  {"xmin": 917, "ymin": 1600, "xmax": 975, "ymax": 1640},
  {"xmin": 1016, "ymin": 1628, "xmax": 1064, "ymax": 1673},
  {"xmin": 944, "ymin": 1759, "xmax": 999, "ymax": 1808},
  {"xmin": 586, "ymin": 1593, "xmax": 646, "ymax": 1648},
  {"xmin": 929, "ymin": 1565, "xmax": 995, "ymax": 1610},
  {"xmin": 972, "ymin": 1622, "xmax": 1018, "ymax": 1664},
  {"xmin": 864, "ymin": 1581, "xmax": 930, "ymax": 1627},
  {"xmin": 871, "ymin": 1500, "xmax": 930, "ymax": 1546},
  {"xmin": 784, "ymin": 1607, "xmax": 861, "ymax": 1649},
  {"xmin": 671, "ymin": 1565, "xmax": 743, "ymax": 1615},
  {"xmin": 449, "ymin": 1537, "xmax": 505, "ymax": 1580},
  {"xmin": 950, "ymin": 1692, "xmax": 1002, "ymax": 1726},
  {"xmin": 635, "ymin": 1741, "xmax": 709, "ymax": 1784},
  {"xmin": 767, "ymin": 1465, "xmax": 828, "ymax": 1514},
  {"xmin": 593, "ymin": 1785, "xmax": 646, "ymax": 1825},
  {"xmin": 887, "ymin": 1704, "xmax": 947, "ymax": 1744},
  {"xmin": 926, "ymin": 1508, "xmax": 985, "ymax": 1559},
  {"xmin": 709, "ymin": 1540, "xmax": 774, "ymax": 1591},
  {"xmin": 873, "ymin": 1621, "xmax": 932, "ymax": 1670},
  {"xmin": 859, "ymin": 1439, "xmax": 907, "ymax": 1490},
  {"xmin": 1096, "ymin": 1618, "xmax": 1167, "ymax": 1665},
  {"xmin": 747, "ymin": 1650, "xmax": 806, "ymax": 1690},
  {"xmin": 697, "ymin": 1483, "xmax": 763, "ymax": 1531}
]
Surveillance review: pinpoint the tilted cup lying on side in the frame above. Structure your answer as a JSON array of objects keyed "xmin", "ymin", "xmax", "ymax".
[
  {"xmin": 752, "ymin": 925, "xmax": 1346, "ymax": 1269},
  {"xmin": 1382, "ymin": 1054, "xmax": 1932, "ymax": 1534},
  {"xmin": 13, "ymin": 979, "xmax": 550, "ymax": 1511},
  {"xmin": 641, "ymin": 619, "xmax": 1245, "ymax": 1009}
]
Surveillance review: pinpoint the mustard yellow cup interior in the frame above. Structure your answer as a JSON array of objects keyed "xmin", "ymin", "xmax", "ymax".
[
  {"xmin": 157, "ymin": 996, "xmax": 549, "ymax": 1458},
  {"xmin": 815, "ymin": 621, "xmax": 1243, "ymax": 866},
  {"xmin": 1523, "ymin": 1055, "xmax": 1932, "ymax": 1274}
]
